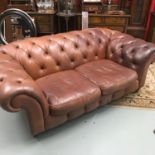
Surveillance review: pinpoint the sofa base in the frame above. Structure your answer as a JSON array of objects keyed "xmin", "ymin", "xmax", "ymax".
[{"xmin": 44, "ymin": 80, "xmax": 138, "ymax": 134}]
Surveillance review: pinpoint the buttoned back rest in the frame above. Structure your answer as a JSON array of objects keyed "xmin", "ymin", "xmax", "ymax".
[
  {"xmin": 0, "ymin": 28, "xmax": 111, "ymax": 80},
  {"xmin": 107, "ymin": 31, "xmax": 155, "ymax": 86}
]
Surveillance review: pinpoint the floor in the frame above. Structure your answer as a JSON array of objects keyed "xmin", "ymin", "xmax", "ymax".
[{"xmin": 0, "ymin": 106, "xmax": 155, "ymax": 155}]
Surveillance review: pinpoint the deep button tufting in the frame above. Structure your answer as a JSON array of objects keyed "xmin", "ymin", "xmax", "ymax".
[
  {"xmin": 88, "ymin": 32, "xmax": 93, "ymax": 36},
  {"xmin": 86, "ymin": 40, "xmax": 90, "ymax": 46},
  {"xmin": 15, "ymin": 45, "xmax": 20, "ymax": 49},
  {"xmin": 27, "ymin": 53, "xmax": 32, "ymax": 59},
  {"xmin": 70, "ymin": 57, "xmax": 75, "ymax": 63},
  {"xmin": 40, "ymin": 64, "xmax": 46, "ymax": 70},
  {"xmin": 98, "ymin": 38, "xmax": 102, "ymax": 44},
  {"xmin": 132, "ymin": 61, "xmax": 137, "ymax": 65},
  {"xmin": 120, "ymin": 45, "xmax": 124, "ymax": 48},
  {"xmin": 60, "ymin": 46, "xmax": 65, "ymax": 52},
  {"xmin": 94, "ymin": 52, "xmax": 98, "ymax": 56},
  {"xmin": 16, "ymin": 80, "xmax": 22, "ymax": 84},
  {"xmin": 0, "ymin": 77, "xmax": 4, "ymax": 82},
  {"xmin": 131, "ymin": 49, "xmax": 136, "ymax": 54},
  {"xmin": 111, "ymin": 48, "xmax": 115, "ymax": 54},
  {"xmin": 56, "ymin": 61, "xmax": 60, "ymax": 67},
  {"xmin": 74, "ymin": 43, "xmax": 79, "ymax": 49},
  {"xmin": 31, "ymin": 42, "xmax": 36, "ymax": 45},
  {"xmin": 83, "ymin": 54, "xmax": 87, "ymax": 60},
  {"xmin": 44, "ymin": 51, "xmax": 49, "ymax": 55}
]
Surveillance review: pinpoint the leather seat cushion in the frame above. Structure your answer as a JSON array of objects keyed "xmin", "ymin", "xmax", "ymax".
[
  {"xmin": 76, "ymin": 60, "xmax": 138, "ymax": 95},
  {"xmin": 36, "ymin": 70, "xmax": 101, "ymax": 115}
]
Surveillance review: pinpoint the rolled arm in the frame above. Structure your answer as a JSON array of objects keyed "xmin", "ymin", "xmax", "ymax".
[
  {"xmin": 0, "ymin": 53, "xmax": 50, "ymax": 135},
  {"xmin": 107, "ymin": 32, "xmax": 155, "ymax": 87},
  {"xmin": 0, "ymin": 53, "xmax": 49, "ymax": 116}
]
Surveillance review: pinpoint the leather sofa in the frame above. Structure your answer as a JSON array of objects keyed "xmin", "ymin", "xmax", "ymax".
[{"xmin": 0, "ymin": 28, "xmax": 155, "ymax": 136}]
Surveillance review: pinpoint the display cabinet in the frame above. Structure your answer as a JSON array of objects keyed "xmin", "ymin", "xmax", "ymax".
[
  {"xmin": 57, "ymin": 0, "xmax": 79, "ymax": 32},
  {"xmin": 77, "ymin": 13, "xmax": 130, "ymax": 32},
  {"xmin": 7, "ymin": 0, "xmax": 36, "ymax": 11},
  {"xmin": 28, "ymin": 11, "xmax": 56, "ymax": 35},
  {"xmin": 125, "ymin": 0, "xmax": 152, "ymax": 38}
]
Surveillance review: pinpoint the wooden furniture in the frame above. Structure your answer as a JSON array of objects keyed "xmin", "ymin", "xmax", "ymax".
[
  {"xmin": 82, "ymin": 0, "xmax": 119, "ymax": 14},
  {"xmin": 77, "ymin": 13, "xmax": 130, "ymax": 33},
  {"xmin": 28, "ymin": 11, "xmax": 57, "ymax": 35},
  {"xmin": 2, "ymin": 11, "xmax": 56, "ymax": 44},
  {"xmin": 80, "ymin": 0, "xmax": 151, "ymax": 39},
  {"xmin": 7, "ymin": 0, "xmax": 35, "ymax": 11},
  {"xmin": 0, "ymin": 0, "xmax": 152, "ymax": 39},
  {"xmin": 0, "ymin": 0, "xmax": 8, "ymax": 13},
  {"xmin": 147, "ymin": 12, "xmax": 155, "ymax": 43},
  {"xmin": 126, "ymin": 0, "xmax": 152, "ymax": 39},
  {"xmin": 82, "ymin": 1, "xmax": 102, "ymax": 14}
]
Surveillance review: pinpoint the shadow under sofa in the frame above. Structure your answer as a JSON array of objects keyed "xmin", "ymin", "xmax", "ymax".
[{"xmin": 0, "ymin": 28, "xmax": 155, "ymax": 136}]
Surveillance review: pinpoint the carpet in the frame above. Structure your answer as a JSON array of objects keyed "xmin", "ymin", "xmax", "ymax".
[{"xmin": 111, "ymin": 63, "xmax": 155, "ymax": 109}]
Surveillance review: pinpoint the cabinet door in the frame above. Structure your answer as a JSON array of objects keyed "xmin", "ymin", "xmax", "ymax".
[
  {"xmin": 30, "ymin": 14, "xmax": 56, "ymax": 35},
  {"xmin": 130, "ymin": 0, "xmax": 151, "ymax": 25}
]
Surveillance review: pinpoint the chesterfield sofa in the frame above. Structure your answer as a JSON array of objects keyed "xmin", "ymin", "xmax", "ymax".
[{"xmin": 0, "ymin": 28, "xmax": 155, "ymax": 136}]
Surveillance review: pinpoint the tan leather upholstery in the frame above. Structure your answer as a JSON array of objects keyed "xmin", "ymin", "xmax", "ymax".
[
  {"xmin": 107, "ymin": 32, "xmax": 155, "ymax": 87},
  {"xmin": 0, "ymin": 28, "xmax": 109, "ymax": 80},
  {"xmin": 76, "ymin": 60, "xmax": 138, "ymax": 95},
  {"xmin": 0, "ymin": 28, "xmax": 154, "ymax": 135},
  {"xmin": 36, "ymin": 70, "xmax": 101, "ymax": 115}
]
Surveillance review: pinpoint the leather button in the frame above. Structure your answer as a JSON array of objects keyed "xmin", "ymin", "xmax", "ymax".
[
  {"xmin": 32, "ymin": 42, "xmax": 36, "ymax": 45},
  {"xmin": 56, "ymin": 61, "xmax": 60, "ymax": 66},
  {"xmin": 44, "ymin": 51, "xmax": 49, "ymax": 55},
  {"xmin": 27, "ymin": 53, "xmax": 32, "ymax": 58},
  {"xmin": 40, "ymin": 65, "xmax": 46, "ymax": 70},
  {"xmin": 98, "ymin": 38, "xmax": 102, "ymax": 44},
  {"xmin": 16, "ymin": 80, "xmax": 22, "ymax": 84},
  {"xmin": 60, "ymin": 46, "xmax": 64, "ymax": 52},
  {"xmin": 86, "ymin": 41, "xmax": 90, "ymax": 46},
  {"xmin": 95, "ymin": 52, "xmax": 98, "ymax": 56},
  {"xmin": 74, "ymin": 43, "xmax": 79, "ymax": 49},
  {"xmin": 0, "ymin": 78, "xmax": 4, "ymax": 82},
  {"xmin": 16, "ymin": 45, "xmax": 20, "ymax": 49},
  {"xmin": 70, "ymin": 58, "xmax": 75, "ymax": 63},
  {"xmin": 83, "ymin": 54, "xmax": 87, "ymax": 59}
]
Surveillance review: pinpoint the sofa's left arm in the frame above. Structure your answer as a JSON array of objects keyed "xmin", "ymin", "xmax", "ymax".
[
  {"xmin": 107, "ymin": 32, "xmax": 155, "ymax": 88},
  {"xmin": 0, "ymin": 53, "xmax": 49, "ymax": 135}
]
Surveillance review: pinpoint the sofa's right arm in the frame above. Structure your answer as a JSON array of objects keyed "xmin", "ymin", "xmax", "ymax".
[
  {"xmin": 106, "ymin": 32, "xmax": 155, "ymax": 88},
  {"xmin": 0, "ymin": 53, "xmax": 49, "ymax": 135}
]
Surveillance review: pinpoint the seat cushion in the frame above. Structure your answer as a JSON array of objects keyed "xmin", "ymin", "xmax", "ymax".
[
  {"xmin": 36, "ymin": 70, "xmax": 101, "ymax": 115},
  {"xmin": 76, "ymin": 60, "xmax": 138, "ymax": 95}
]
